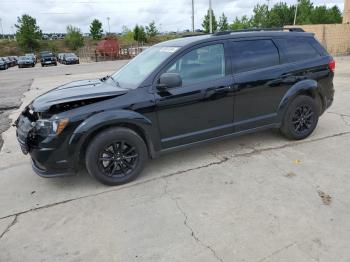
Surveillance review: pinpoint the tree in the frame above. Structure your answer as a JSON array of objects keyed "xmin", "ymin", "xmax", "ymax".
[
  {"xmin": 202, "ymin": 9, "xmax": 218, "ymax": 33},
  {"xmin": 326, "ymin": 6, "xmax": 342, "ymax": 23},
  {"xmin": 295, "ymin": 0, "xmax": 313, "ymax": 25},
  {"xmin": 121, "ymin": 25, "xmax": 134, "ymax": 43},
  {"xmin": 133, "ymin": 24, "xmax": 147, "ymax": 43},
  {"xmin": 90, "ymin": 19, "xmax": 103, "ymax": 40},
  {"xmin": 15, "ymin": 14, "xmax": 42, "ymax": 51},
  {"xmin": 145, "ymin": 21, "xmax": 159, "ymax": 38},
  {"xmin": 218, "ymin": 13, "xmax": 229, "ymax": 31},
  {"xmin": 230, "ymin": 16, "xmax": 252, "ymax": 30},
  {"xmin": 65, "ymin": 25, "xmax": 84, "ymax": 50},
  {"xmin": 251, "ymin": 4, "xmax": 269, "ymax": 27},
  {"xmin": 268, "ymin": 2, "xmax": 294, "ymax": 27}
]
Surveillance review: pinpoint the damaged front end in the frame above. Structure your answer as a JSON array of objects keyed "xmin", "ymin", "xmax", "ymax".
[{"xmin": 14, "ymin": 77, "xmax": 130, "ymax": 177}]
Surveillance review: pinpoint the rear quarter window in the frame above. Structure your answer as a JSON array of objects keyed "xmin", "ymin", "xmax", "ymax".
[
  {"xmin": 275, "ymin": 38, "xmax": 321, "ymax": 63},
  {"xmin": 230, "ymin": 39, "xmax": 279, "ymax": 73}
]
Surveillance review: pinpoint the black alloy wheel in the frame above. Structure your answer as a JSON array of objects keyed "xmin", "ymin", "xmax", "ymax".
[
  {"xmin": 280, "ymin": 95, "xmax": 318, "ymax": 140},
  {"xmin": 292, "ymin": 105, "xmax": 314, "ymax": 134},
  {"xmin": 98, "ymin": 141, "xmax": 139, "ymax": 178},
  {"xmin": 86, "ymin": 127, "xmax": 148, "ymax": 186}
]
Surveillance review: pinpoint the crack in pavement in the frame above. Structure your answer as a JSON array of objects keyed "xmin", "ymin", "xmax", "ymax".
[
  {"xmin": 256, "ymin": 242, "xmax": 296, "ymax": 262},
  {"xmin": 327, "ymin": 112, "xmax": 350, "ymax": 126},
  {"xmin": 0, "ymin": 215, "xmax": 18, "ymax": 240},
  {"xmin": 0, "ymin": 131, "xmax": 350, "ymax": 222},
  {"xmin": 162, "ymin": 179, "xmax": 225, "ymax": 262},
  {"xmin": 0, "ymin": 157, "xmax": 229, "ymax": 221}
]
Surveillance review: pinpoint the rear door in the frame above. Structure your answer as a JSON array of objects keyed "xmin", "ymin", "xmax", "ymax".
[{"xmin": 229, "ymin": 38, "xmax": 297, "ymax": 131}]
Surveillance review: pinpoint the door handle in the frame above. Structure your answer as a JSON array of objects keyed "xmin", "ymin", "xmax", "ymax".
[{"xmin": 215, "ymin": 86, "xmax": 232, "ymax": 93}]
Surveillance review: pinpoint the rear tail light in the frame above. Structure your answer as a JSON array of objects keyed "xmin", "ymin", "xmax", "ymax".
[{"xmin": 328, "ymin": 59, "xmax": 335, "ymax": 72}]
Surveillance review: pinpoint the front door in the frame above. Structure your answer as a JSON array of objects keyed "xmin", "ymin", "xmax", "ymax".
[{"xmin": 154, "ymin": 42, "xmax": 234, "ymax": 149}]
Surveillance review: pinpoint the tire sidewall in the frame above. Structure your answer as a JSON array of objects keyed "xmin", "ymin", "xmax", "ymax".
[
  {"xmin": 85, "ymin": 127, "xmax": 148, "ymax": 186},
  {"xmin": 282, "ymin": 95, "xmax": 319, "ymax": 140}
]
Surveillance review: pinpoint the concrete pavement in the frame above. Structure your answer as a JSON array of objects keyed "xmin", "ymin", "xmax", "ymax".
[{"xmin": 0, "ymin": 57, "xmax": 349, "ymax": 262}]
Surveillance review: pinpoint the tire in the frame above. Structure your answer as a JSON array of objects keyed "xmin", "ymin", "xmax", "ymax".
[
  {"xmin": 280, "ymin": 95, "xmax": 319, "ymax": 140},
  {"xmin": 85, "ymin": 127, "xmax": 148, "ymax": 186},
  {"xmin": 41, "ymin": 64, "xmax": 44, "ymax": 67}
]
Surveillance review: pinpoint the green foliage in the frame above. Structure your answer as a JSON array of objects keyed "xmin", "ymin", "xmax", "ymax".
[
  {"xmin": 218, "ymin": 13, "xmax": 229, "ymax": 31},
  {"xmin": 295, "ymin": 0, "xmax": 313, "ymax": 25},
  {"xmin": 90, "ymin": 19, "xmax": 103, "ymax": 40},
  {"xmin": 120, "ymin": 25, "xmax": 135, "ymax": 44},
  {"xmin": 251, "ymin": 4, "xmax": 270, "ymax": 27},
  {"xmin": 145, "ymin": 21, "xmax": 159, "ymax": 38},
  {"xmin": 202, "ymin": 9, "xmax": 218, "ymax": 33},
  {"xmin": 133, "ymin": 25, "xmax": 147, "ymax": 43},
  {"xmin": 230, "ymin": 16, "xmax": 252, "ymax": 30},
  {"xmin": 47, "ymin": 41, "xmax": 58, "ymax": 53},
  {"xmin": 15, "ymin": 14, "xmax": 42, "ymax": 51},
  {"xmin": 268, "ymin": 2, "xmax": 295, "ymax": 27},
  {"xmin": 229, "ymin": 0, "xmax": 342, "ymax": 30},
  {"xmin": 65, "ymin": 25, "xmax": 84, "ymax": 50}
]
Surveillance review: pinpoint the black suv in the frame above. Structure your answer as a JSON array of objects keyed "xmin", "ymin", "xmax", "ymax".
[
  {"xmin": 40, "ymin": 51, "xmax": 57, "ymax": 67},
  {"xmin": 15, "ymin": 28, "xmax": 335, "ymax": 186}
]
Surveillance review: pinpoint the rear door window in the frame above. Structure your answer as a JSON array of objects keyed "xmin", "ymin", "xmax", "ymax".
[
  {"xmin": 275, "ymin": 38, "xmax": 321, "ymax": 63},
  {"xmin": 230, "ymin": 40, "xmax": 279, "ymax": 73}
]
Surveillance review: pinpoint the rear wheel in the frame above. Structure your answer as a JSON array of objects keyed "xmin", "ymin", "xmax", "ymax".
[
  {"xmin": 280, "ymin": 95, "xmax": 318, "ymax": 140},
  {"xmin": 85, "ymin": 127, "xmax": 148, "ymax": 186}
]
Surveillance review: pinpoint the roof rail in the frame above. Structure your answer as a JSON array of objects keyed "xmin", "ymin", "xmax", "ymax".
[{"xmin": 212, "ymin": 27, "xmax": 304, "ymax": 36}]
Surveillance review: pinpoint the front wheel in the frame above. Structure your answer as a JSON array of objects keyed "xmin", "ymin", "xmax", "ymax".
[
  {"xmin": 280, "ymin": 95, "xmax": 319, "ymax": 140},
  {"xmin": 85, "ymin": 127, "xmax": 148, "ymax": 186}
]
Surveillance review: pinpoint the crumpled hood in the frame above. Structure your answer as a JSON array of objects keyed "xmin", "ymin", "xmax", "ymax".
[{"xmin": 31, "ymin": 79, "xmax": 128, "ymax": 112}]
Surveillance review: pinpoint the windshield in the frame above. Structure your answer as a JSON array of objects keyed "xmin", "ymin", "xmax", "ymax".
[
  {"xmin": 19, "ymin": 56, "xmax": 31, "ymax": 60},
  {"xmin": 66, "ymin": 53, "xmax": 76, "ymax": 58},
  {"xmin": 110, "ymin": 46, "xmax": 179, "ymax": 89}
]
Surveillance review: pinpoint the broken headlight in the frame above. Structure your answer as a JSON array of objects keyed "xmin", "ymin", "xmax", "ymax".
[{"xmin": 35, "ymin": 118, "xmax": 69, "ymax": 136}]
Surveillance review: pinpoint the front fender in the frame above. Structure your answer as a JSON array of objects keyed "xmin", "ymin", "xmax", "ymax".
[
  {"xmin": 68, "ymin": 110, "xmax": 154, "ymax": 160},
  {"xmin": 277, "ymin": 79, "xmax": 318, "ymax": 121}
]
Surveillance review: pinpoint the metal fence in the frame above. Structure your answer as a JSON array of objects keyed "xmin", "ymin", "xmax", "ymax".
[{"xmin": 78, "ymin": 45, "xmax": 150, "ymax": 63}]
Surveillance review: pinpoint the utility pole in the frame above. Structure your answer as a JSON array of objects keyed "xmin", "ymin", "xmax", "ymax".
[
  {"xmin": 209, "ymin": 0, "xmax": 213, "ymax": 33},
  {"xmin": 293, "ymin": 0, "xmax": 299, "ymax": 25},
  {"xmin": 191, "ymin": 0, "xmax": 194, "ymax": 32},
  {"xmin": 0, "ymin": 18, "xmax": 3, "ymax": 39},
  {"xmin": 107, "ymin": 17, "xmax": 111, "ymax": 34}
]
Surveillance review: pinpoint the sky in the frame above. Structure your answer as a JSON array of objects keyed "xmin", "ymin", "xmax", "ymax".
[{"xmin": 0, "ymin": 0, "xmax": 345, "ymax": 34}]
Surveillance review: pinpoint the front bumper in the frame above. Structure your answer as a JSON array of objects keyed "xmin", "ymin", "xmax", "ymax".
[
  {"xmin": 31, "ymin": 159, "xmax": 75, "ymax": 178},
  {"xmin": 65, "ymin": 60, "xmax": 79, "ymax": 64},
  {"xmin": 16, "ymin": 114, "xmax": 78, "ymax": 178}
]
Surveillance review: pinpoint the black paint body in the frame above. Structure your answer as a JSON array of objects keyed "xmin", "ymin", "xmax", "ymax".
[{"xmin": 16, "ymin": 31, "xmax": 335, "ymax": 177}]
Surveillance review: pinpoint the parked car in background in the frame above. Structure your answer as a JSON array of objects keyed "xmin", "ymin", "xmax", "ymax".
[
  {"xmin": 7, "ymin": 56, "xmax": 17, "ymax": 66},
  {"xmin": 18, "ymin": 56, "xmax": 35, "ymax": 68},
  {"xmin": 62, "ymin": 53, "xmax": 79, "ymax": 64},
  {"xmin": 57, "ymin": 53, "xmax": 65, "ymax": 63},
  {"xmin": 25, "ymin": 53, "xmax": 37, "ymax": 64},
  {"xmin": 1, "ymin": 57, "xmax": 12, "ymax": 67},
  {"xmin": 10, "ymin": 56, "xmax": 18, "ymax": 64},
  {"xmin": 0, "ymin": 58, "xmax": 8, "ymax": 70},
  {"xmin": 40, "ymin": 51, "xmax": 57, "ymax": 67}
]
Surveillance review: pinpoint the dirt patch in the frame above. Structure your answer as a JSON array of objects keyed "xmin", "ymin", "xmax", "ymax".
[
  {"xmin": 285, "ymin": 172, "xmax": 297, "ymax": 178},
  {"xmin": 0, "ymin": 79, "xmax": 32, "ymax": 151},
  {"xmin": 317, "ymin": 190, "xmax": 332, "ymax": 205}
]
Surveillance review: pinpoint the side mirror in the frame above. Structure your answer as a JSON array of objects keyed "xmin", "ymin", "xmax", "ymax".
[{"xmin": 157, "ymin": 73, "xmax": 182, "ymax": 91}]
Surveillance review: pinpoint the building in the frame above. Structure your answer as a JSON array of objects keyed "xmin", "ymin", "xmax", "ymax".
[{"xmin": 344, "ymin": 0, "xmax": 350, "ymax": 24}]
